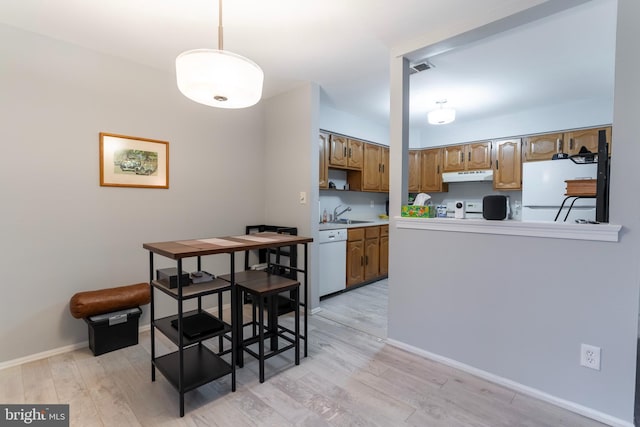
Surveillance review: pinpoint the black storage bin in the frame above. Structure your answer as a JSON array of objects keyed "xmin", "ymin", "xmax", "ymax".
[{"xmin": 85, "ymin": 307, "xmax": 142, "ymax": 356}]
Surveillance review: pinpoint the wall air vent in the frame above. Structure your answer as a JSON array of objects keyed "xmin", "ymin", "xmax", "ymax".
[{"xmin": 409, "ymin": 61, "xmax": 434, "ymax": 75}]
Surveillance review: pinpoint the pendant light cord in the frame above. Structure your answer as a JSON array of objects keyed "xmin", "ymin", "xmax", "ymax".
[{"xmin": 218, "ymin": 0, "xmax": 224, "ymax": 50}]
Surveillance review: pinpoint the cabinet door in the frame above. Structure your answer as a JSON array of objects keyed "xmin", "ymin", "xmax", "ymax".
[
  {"xmin": 443, "ymin": 145, "xmax": 465, "ymax": 172},
  {"xmin": 379, "ymin": 235, "xmax": 388, "ymax": 276},
  {"xmin": 380, "ymin": 146, "xmax": 390, "ymax": 192},
  {"xmin": 408, "ymin": 150, "xmax": 421, "ymax": 192},
  {"xmin": 329, "ymin": 135, "xmax": 348, "ymax": 167},
  {"xmin": 319, "ymin": 133, "xmax": 329, "ymax": 189},
  {"xmin": 493, "ymin": 139, "xmax": 522, "ymax": 190},
  {"xmin": 346, "ymin": 240, "xmax": 364, "ymax": 286},
  {"xmin": 362, "ymin": 144, "xmax": 381, "ymax": 191},
  {"xmin": 420, "ymin": 148, "xmax": 445, "ymax": 192},
  {"xmin": 523, "ymin": 133, "xmax": 563, "ymax": 161},
  {"xmin": 467, "ymin": 141, "xmax": 492, "ymax": 170},
  {"xmin": 565, "ymin": 127, "xmax": 612, "ymax": 156},
  {"xmin": 347, "ymin": 139, "xmax": 364, "ymax": 169},
  {"xmin": 364, "ymin": 237, "xmax": 380, "ymax": 280}
]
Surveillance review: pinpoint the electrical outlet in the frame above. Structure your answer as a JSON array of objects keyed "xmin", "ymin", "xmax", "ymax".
[
  {"xmin": 299, "ymin": 191, "xmax": 307, "ymax": 204},
  {"xmin": 580, "ymin": 344, "xmax": 601, "ymax": 370}
]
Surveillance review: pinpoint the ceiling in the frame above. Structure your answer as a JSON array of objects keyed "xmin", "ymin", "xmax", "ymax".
[{"xmin": 0, "ymin": 0, "xmax": 616, "ymax": 128}]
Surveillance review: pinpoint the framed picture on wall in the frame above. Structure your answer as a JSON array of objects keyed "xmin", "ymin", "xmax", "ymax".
[{"xmin": 99, "ymin": 132, "xmax": 169, "ymax": 189}]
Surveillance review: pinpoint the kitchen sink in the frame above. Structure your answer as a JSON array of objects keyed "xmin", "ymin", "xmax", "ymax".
[{"xmin": 329, "ymin": 219, "xmax": 372, "ymax": 224}]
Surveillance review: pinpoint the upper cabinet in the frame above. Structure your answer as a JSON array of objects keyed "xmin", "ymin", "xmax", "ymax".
[
  {"xmin": 420, "ymin": 148, "xmax": 448, "ymax": 193},
  {"xmin": 443, "ymin": 141, "xmax": 492, "ymax": 172},
  {"xmin": 522, "ymin": 132, "xmax": 564, "ymax": 162},
  {"xmin": 565, "ymin": 126, "xmax": 612, "ymax": 156},
  {"xmin": 319, "ymin": 132, "xmax": 329, "ymax": 189},
  {"xmin": 493, "ymin": 139, "xmax": 522, "ymax": 190},
  {"xmin": 329, "ymin": 135, "xmax": 363, "ymax": 170},
  {"xmin": 523, "ymin": 126, "xmax": 612, "ymax": 161},
  {"xmin": 362, "ymin": 144, "xmax": 389, "ymax": 192},
  {"xmin": 408, "ymin": 150, "xmax": 421, "ymax": 193}
]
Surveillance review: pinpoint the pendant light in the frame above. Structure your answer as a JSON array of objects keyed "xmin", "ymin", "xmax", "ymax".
[
  {"xmin": 176, "ymin": 0, "xmax": 264, "ymax": 108},
  {"xmin": 427, "ymin": 100, "xmax": 456, "ymax": 125}
]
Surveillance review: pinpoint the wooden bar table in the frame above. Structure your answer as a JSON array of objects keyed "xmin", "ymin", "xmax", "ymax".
[{"xmin": 143, "ymin": 232, "xmax": 312, "ymax": 417}]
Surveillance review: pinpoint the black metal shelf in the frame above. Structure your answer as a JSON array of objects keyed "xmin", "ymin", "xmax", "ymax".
[
  {"xmin": 151, "ymin": 278, "xmax": 230, "ymax": 300},
  {"xmin": 154, "ymin": 310, "xmax": 231, "ymax": 348},
  {"xmin": 154, "ymin": 345, "xmax": 232, "ymax": 393}
]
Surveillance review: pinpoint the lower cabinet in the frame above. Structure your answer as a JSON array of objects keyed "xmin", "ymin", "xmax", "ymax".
[
  {"xmin": 379, "ymin": 225, "xmax": 389, "ymax": 276},
  {"xmin": 347, "ymin": 225, "xmax": 388, "ymax": 287}
]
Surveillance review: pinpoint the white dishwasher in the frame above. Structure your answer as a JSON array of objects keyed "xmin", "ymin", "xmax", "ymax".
[{"xmin": 319, "ymin": 229, "xmax": 347, "ymax": 297}]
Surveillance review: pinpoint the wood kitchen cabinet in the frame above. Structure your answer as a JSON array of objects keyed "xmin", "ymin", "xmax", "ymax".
[
  {"xmin": 565, "ymin": 126, "xmax": 612, "ymax": 156},
  {"xmin": 379, "ymin": 225, "xmax": 389, "ymax": 276},
  {"xmin": 522, "ymin": 132, "xmax": 564, "ymax": 162},
  {"xmin": 364, "ymin": 227, "xmax": 380, "ymax": 281},
  {"xmin": 408, "ymin": 150, "xmax": 421, "ymax": 192},
  {"xmin": 443, "ymin": 141, "xmax": 492, "ymax": 172},
  {"xmin": 329, "ymin": 135, "xmax": 363, "ymax": 170},
  {"xmin": 347, "ymin": 225, "xmax": 388, "ymax": 287},
  {"xmin": 493, "ymin": 139, "xmax": 522, "ymax": 190},
  {"xmin": 522, "ymin": 127, "xmax": 612, "ymax": 161},
  {"xmin": 346, "ymin": 228, "xmax": 365, "ymax": 287},
  {"xmin": 420, "ymin": 148, "xmax": 448, "ymax": 193},
  {"xmin": 319, "ymin": 132, "xmax": 329, "ymax": 189},
  {"xmin": 362, "ymin": 143, "xmax": 389, "ymax": 192}
]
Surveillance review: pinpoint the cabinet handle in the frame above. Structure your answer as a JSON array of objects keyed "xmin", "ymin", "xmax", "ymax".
[
  {"xmin": 460, "ymin": 152, "xmax": 464, "ymax": 162},
  {"xmin": 496, "ymin": 160, "xmax": 499, "ymax": 170},
  {"xmin": 349, "ymin": 147, "xmax": 352, "ymax": 158},
  {"xmin": 382, "ymin": 164, "xmax": 385, "ymax": 173},
  {"xmin": 437, "ymin": 165, "xmax": 440, "ymax": 174},
  {"xmin": 556, "ymin": 138, "xmax": 561, "ymax": 153},
  {"xmin": 468, "ymin": 152, "xmax": 471, "ymax": 162},
  {"xmin": 570, "ymin": 138, "xmax": 574, "ymax": 151},
  {"xmin": 365, "ymin": 255, "xmax": 368, "ymax": 265},
  {"xmin": 378, "ymin": 164, "xmax": 381, "ymax": 172}
]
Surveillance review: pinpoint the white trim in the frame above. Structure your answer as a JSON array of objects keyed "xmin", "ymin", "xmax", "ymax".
[
  {"xmin": 387, "ymin": 338, "xmax": 633, "ymax": 427},
  {"xmin": 395, "ymin": 216, "xmax": 622, "ymax": 242},
  {"xmin": 310, "ymin": 307, "xmax": 323, "ymax": 315},
  {"xmin": 0, "ymin": 323, "xmax": 152, "ymax": 371}
]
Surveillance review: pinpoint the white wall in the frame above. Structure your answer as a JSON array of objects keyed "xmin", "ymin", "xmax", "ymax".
[
  {"xmin": 416, "ymin": 97, "xmax": 614, "ymax": 148},
  {"xmin": 0, "ymin": 25, "xmax": 267, "ymax": 363},
  {"xmin": 389, "ymin": 0, "xmax": 640, "ymax": 424},
  {"xmin": 319, "ymin": 94, "xmax": 389, "ymax": 145},
  {"xmin": 263, "ymin": 83, "xmax": 320, "ymax": 309}
]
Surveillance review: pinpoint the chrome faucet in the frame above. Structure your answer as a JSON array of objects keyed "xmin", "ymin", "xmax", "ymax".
[{"xmin": 334, "ymin": 204, "xmax": 352, "ymax": 221}]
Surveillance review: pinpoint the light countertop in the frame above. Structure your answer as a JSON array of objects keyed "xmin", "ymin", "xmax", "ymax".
[{"xmin": 319, "ymin": 219, "xmax": 389, "ymax": 231}]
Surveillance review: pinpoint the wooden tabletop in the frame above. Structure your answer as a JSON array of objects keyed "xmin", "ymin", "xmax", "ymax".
[{"xmin": 143, "ymin": 232, "xmax": 313, "ymax": 259}]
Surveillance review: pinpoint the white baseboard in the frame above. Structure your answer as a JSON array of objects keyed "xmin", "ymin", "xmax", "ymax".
[
  {"xmin": 0, "ymin": 323, "xmax": 152, "ymax": 372},
  {"xmin": 386, "ymin": 338, "xmax": 633, "ymax": 427},
  {"xmin": 310, "ymin": 307, "xmax": 322, "ymax": 315}
]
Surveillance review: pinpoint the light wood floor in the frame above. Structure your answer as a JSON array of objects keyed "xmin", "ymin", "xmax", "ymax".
[{"xmin": 0, "ymin": 282, "xmax": 608, "ymax": 426}]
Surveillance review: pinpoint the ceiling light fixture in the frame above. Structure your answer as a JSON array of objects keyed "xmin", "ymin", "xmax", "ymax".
[
  {"xmin": 427, "ymin": 100, "xmax": 456, "ymax": 125},
  {"xmin": 175, "ymin": 0, "xmax": 264, "ymax": 108}
]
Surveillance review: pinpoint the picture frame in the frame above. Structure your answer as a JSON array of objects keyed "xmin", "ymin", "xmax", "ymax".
[{"xmin": 99, "ymin": 132, "xmax": 169, "ymax": 189}]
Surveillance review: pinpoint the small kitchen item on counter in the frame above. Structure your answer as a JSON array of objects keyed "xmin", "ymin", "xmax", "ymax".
[
  {"xmin": 328, "ymin": 181, "xmax": 336, "ymax": 189},
  {"xmin": 401, "ymin": 205, "xmax": 433, "ymax": 218},
  {"xmin": 413, "ymin": 193, "xmax": 431, "ymax": 206},
  {"xmin": 454, "ymin": 201, "xmax": 466, "ymax": 219},
  {"xmin": 436, "ymin": 205, "xmax": 447, "ymax": 218},
  {"xmin": 483, "ymin": 195, "xmax": 510, "ymax": 220}
]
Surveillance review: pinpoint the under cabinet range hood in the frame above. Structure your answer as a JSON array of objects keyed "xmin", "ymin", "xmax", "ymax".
[{"xmin": 442, "ymin": 170, "xmax": 493, "ymax": 183}]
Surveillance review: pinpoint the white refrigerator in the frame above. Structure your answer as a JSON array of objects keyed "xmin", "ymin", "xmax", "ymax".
[{"xmin": 522, "ymin": 159, "xmax": 597, "ymax": 222}]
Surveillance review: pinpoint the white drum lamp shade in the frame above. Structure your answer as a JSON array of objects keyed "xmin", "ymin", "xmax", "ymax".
[{"xmin": 176, "ymin": 49, "xmax": 264, "ymax": 109}]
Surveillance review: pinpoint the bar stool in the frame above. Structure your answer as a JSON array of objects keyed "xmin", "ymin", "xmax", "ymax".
[{"xmin": 236, "ymin": 274, "xmax": 300, "ymax": 383}]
